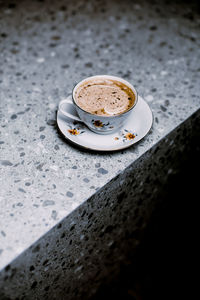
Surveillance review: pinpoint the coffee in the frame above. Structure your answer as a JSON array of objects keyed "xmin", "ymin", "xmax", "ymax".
[{"xmin": 74, "ymin": 78, "xmax": 135, "ymax": 116}]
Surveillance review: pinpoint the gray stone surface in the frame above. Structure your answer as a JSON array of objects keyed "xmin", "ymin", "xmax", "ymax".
[
  {"xmin": 0, "ymin": 0, "xmax": 199, "ymax": 298},
  {"xmin": 0, "ymin": 111, "xmax": 199, "ymax": 300}
]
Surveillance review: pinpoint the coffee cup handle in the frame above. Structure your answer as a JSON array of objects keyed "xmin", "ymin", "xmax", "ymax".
[{"xmin": 59, "ymin": 96, "xmax": 82, "ymax": 122}]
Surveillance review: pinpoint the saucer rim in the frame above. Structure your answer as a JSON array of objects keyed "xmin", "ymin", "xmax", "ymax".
[{"xmin": 57, "ymin": 96, "xmax": 153, "ymax": 152}]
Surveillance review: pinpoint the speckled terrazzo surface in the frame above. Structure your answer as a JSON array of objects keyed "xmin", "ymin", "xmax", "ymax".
[{"xmin": 0, "ymin": 0, "xmax": 200, "ymax": 272}]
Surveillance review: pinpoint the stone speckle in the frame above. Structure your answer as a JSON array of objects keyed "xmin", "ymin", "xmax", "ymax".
[
  {"xmin": 51, "ymin": 210, "xmax": 57, "ymax": 220},
  {"xmin": 95, "ymin": 163, "xmax": 101, "ymax": 168},
  {"xmin": 83, "ymin": 178, "xmax": 90, "ymax": 183},
  {"xmin": 42, "ymin": 200, "xmax": 55, "ymax": 207},
  {"xmin": 18, "ymin": 188, "xmax": 26, "ymax": 193},
  {"xmin": 1, "ymin": 231, "xmax": 6, "ymax": 237},
  {"xmin": 66, "ymin": 191, "xmax": 73, "ymax": 198},
  {"xmin": 0, "ymin": 160, "xmax": 13, "ymax": 166},
  {"xmin": 98, "ymin": 168, "xmax": 108, "ymax": 175},
  {"xmin": 11, "ymin": 114, "xmax": 17, "ymax": 120}
]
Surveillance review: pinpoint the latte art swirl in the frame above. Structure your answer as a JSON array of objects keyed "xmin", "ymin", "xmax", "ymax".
[{"xmin": 75, "ymin": 79, "xmax": 135, "ymax": 116}]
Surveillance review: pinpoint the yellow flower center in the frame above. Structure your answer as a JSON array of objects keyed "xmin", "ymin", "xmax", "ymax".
[
  {"xmin": 68, "ymin": 129, "xmax": 80, "ymax": 135},
  {"xmin": 125, "ymin": 133, "xmax": 135, "ymax": 140}
]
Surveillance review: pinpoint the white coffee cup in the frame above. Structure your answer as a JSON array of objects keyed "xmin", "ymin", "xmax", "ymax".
[{"xmin": 59, "ymin": 75, "xmax": 138, "ymax": 134}]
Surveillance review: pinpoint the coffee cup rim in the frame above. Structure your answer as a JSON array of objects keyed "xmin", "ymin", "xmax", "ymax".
[{"xmin": 72, "ymin": 75, "xmax": 138, "ymax": 118}]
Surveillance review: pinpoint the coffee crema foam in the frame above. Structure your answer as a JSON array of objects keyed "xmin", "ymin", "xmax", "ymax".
[{"xmin": 74, "ymin": 79, "xmax": 135, "ymax": 116}]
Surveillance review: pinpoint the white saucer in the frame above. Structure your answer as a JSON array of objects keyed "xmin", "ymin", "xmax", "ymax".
[{"xmin": 57, "ymin": 96, "xmax": 153, "ymax": 151}]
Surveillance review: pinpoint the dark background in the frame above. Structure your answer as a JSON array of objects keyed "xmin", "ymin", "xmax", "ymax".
[{"xmin": 91, "ymin": 122, "xmax": 199, "ymax": 299}]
